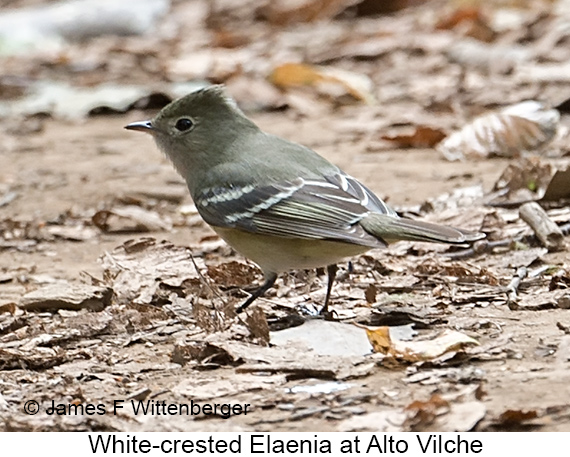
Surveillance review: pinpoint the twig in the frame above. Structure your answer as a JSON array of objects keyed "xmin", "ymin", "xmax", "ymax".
[
  {"xmin": 446, "ymin": 218, "xmax": 570, "ymax": 260},
  {"xmin": 505, "ymin": 267, "xmax": 528, "ymax": 303},
  {"xmin": 445, "ymin": 238, "xmax": 517, "ymax": 259},
  {"xmin": 556, "ymin": 322, "xmax": 570, "ymax": 334},
  {"xmin": 189, "ymin": 252, "xmax": 224, "ymax": 302},
  {"xmin": 188, "ymin": 251, "xmax": 236, "ymax": 330},
  {"xmin": 519, "ymin": 202, "xmax": 565, "ymax": 251},
  {"xmin": 528, "ymin": 265, "xmax": 551, "ymax": 278}
]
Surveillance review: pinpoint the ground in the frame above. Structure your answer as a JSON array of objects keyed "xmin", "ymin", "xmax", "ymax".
[{"xmin": 1, "ymin": 0, "xmax": 570, "ymax": 432}]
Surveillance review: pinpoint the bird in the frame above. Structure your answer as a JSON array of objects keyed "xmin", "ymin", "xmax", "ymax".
[{"xmin": 125, "ymin": 85, "xmax": 484, "ymax": 315}]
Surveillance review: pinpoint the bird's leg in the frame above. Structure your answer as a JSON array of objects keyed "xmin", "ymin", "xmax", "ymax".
[
  {"xmin": 320, "ymin": 264, "xmax": 338, "ymax": 318},
  {"xmin": 236, "ymin": 272, "xmax": 278, "ymax": 313}
]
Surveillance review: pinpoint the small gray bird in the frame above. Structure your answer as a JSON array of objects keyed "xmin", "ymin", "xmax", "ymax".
[{"xmin": 126, "ymin": 86, "xmax": 483, "ymax": 315}]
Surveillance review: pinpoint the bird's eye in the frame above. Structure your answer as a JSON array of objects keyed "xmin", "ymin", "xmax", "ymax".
[{"xmin": 175, "ymin": 118, "xmax": 194, "ymax": 132}]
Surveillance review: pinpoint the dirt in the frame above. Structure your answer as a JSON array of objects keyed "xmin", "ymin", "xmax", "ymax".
[{"xmin": 2, "ymin": 0, "xmax": 570, "ymax": 432}]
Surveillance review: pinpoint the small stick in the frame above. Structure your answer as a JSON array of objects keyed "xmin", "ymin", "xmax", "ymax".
[
  {"xmin": 446, "ymin": 219, "xmax": 570, "ymax": 260},
  {"xmin": 506, "ymin": 267, "xmax": 528, "ymax": 302},
  {"xmin": 445, "ymin": 238, "xmax": 515, "ymax": 259},
  {"xmin": 519, "ymin": 202, "xmax": 565, "ymax": 251}
]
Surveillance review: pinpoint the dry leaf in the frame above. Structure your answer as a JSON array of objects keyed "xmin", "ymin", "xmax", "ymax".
[
  {"xmin": 270, "ymin": 63, "xmax": 375, "ymax": 104},
  {"xmin": 45, "ymin": 225, "xmax": 98, "ymax": 241},
  {"xmin": 0, "ymin": 346, "xmax": 73, "ymax": 370},
  {"xmin": 541, "ymin": 165, "xmax": 570, "ymax": 201},
  {"xmin": 364, "ymin": 326, "xmax": 392, "ymax": 353},
  {"xmin": 381, "ymin": 125, "xmax": 446, "ymax": 148},
  {"xmin": 496, "ymin": 409, "xmax": 539, "ymax": 426},
  {"xmin": 93, "ymin": 206, "xmax": 172, "ymax": 233},
  {"xmin": 365, "ymin": 327, "xmax": 479, "ymax": 362},
  {"xmin": 435, "ymin": 7, "xmax": 496, "ymax": 42},
  {"xmin": 0, "ymin": 303, "xmax": 16, "ymax": 314},
  {"xmin": 354, "ymin": 0, "xmax": 428, "ymax": 15},
  {"xmin": 489, "ymin": 157, "xmax": 554, "ymax": 204},
  {"xmin": 207, "ymin": 261, "xmax": 259, "ymax": 288},
  {"xmin": 489, "ymin": 160, "xmax": 570, "ymax": 205},
  {"xmin": 19, "ymin": 282, "xmax": 112, "ymax": 312},
  {"xmin": 406, "ymin": 396, "xmax": 486, "ymax": 431},
  {"xmin": 257, "ymin": 0, "xmax": 360, "ymax": 26},
  {"xmin": 364, "ymin": 283, "xmax": 377, "ymax": 304},
  {"xmin": 171, "ymin": 342, "xmax": 239, "ymax": 367},
  {"xmin": 439, "ymin": 101, "xmax": 560, "ymax": 161},
  {"xmin": 211, "ymin": 28, "xmax": 251, "ymax": 49},
  {"xmin": 405, "ymin": 394, "xmax": 450, "ymax": 428},
  {"xmin": 100, "ymin": 238, "xmax": 204, "ymax": 305},
  {"xmin": 243, "ymin": 307, "xmax": 270, "ymax": 346}
]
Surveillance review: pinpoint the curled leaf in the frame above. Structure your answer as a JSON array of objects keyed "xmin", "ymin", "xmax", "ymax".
[
  {"xmin": 270, "ymin": 62, "xmax": 375, "ymax": 103},
  {"xmin": 365, "ymin": 326, "xmax": 479, "ymax": 362},
  {"xmin": 439, "ymin": 101, "xmax": 560, "ymax": 161},
  {"xmin": 93, "ymin": 206, "xmax": 172, "ymax": 233}
]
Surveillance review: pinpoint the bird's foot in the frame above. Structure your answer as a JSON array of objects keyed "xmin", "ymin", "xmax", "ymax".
[{"xmin": 319, "ymin": 305, "xmax": 338, "ymax": 321}]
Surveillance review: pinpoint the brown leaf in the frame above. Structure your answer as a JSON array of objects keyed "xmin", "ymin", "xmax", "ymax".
[
  {"xmin": 244, "ymin": 307, "xmax": 270, "ymax": 346},
  {"xmin": 0, "ymin": 303, "xmax": 16, "ymax": 315},
  {"xmin": 496, "ymin": 409, "xmax": 539, "ymax": 426},
  {"xmin": 405, "ymin": 394, "xmax": 450, "ymax": 429},
  {"xmin": 211, "ymin": 28, "xmax": 251, "ymax": 49},
  {"xmin": 435, "ymin": 7, "xmax": 496, "ymax": 42},
  {"xmin": 364, "ymin": 326, "xmax": 392, "ymax": 353},
  {"xmin": 207, "ymin": 261, "xmax": 259, "ymax": 288},
  {"xmin": 257, "ymin": 0, "xmax": 360, "ymax": 26},
  {"xmin": 354, "ymin": 0, "xmax": 428, "ymax": 16},
  {"xmin": 381, "ymin": 125, "xmax": 446, "ymax": 148},
  {"xmin": 541, "ymin": 165, "xmax": 570, "ymax": 201},
  {"xmin": 364, "ymin": 283, "xmax": 377, "ymax": 304}
]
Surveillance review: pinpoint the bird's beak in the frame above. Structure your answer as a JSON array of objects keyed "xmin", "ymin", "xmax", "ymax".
[{"xmin": 125, "ymin": 120, "xmax": 154, "ymax": 133}]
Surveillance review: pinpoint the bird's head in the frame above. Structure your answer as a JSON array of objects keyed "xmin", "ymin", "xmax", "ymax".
[{"xmin": 125, "ymin": 85, "xmax": 257, "ymax": 179}]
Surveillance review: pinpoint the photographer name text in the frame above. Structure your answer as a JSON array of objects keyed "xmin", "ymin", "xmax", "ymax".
[{"xmin": 36, "ymin": 400, "xmax": 251, "ymax": 419}]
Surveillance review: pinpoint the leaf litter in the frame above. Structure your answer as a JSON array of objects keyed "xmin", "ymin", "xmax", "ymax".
[{"xmin": 2, "ymin": 0, "xmax": 570, "ymax": 432}]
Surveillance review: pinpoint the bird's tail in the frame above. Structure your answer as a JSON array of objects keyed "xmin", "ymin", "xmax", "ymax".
[{"xmin": 360, "ymin": 213, "xmax": 484, "ymax": 244}]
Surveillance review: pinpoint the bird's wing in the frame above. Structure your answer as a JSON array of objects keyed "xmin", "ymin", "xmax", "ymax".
[{"xmin": 195, "ymin": 172, "xmax": 393, "ymax": 248}]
